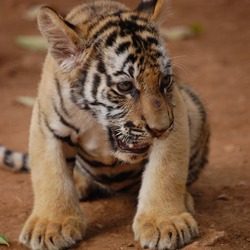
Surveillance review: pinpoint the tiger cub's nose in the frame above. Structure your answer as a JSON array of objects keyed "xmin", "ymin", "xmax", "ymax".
[{"xmin": 146, "ymin": 125, "xmax": 168, "ymax": 138}]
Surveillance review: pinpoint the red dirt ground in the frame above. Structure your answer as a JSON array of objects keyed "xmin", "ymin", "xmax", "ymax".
[{"xmin": 0, "ymin": 0, "xmax": 249, "ymax": 249}]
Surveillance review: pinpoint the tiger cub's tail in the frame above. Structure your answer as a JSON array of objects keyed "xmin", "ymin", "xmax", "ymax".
[{"xmin": 0, "ymin": 145, "xmax": 29, "ymax": 171}]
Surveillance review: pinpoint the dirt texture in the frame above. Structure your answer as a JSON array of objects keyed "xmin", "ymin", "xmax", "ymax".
[{"xmin": 0, "ymin": 0, "xmax": 249, "ymax": 249}]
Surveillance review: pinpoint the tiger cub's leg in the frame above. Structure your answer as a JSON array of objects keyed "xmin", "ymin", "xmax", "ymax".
[
  {"xmin": 133, "ymin": 88, "xmax": 198, "ymax": 250},
  {"xmin": 19, "ymin": 103, "xmax": 86, "ymax": 250}
]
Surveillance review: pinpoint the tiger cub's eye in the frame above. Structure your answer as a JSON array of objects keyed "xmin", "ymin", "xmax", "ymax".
[
  {"xmin": 117, "ymin": 81, "xmax": 134, "ymax": 93},
  {"xmin": 160, "ymin": 75, "xmax": 173, "ymax": 92}
]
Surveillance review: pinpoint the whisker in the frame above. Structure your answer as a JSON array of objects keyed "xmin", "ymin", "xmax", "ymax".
[
  {"xmin": 169, "ymin": 54, "xmax": 198, "ymax": 77},
  {"xmin": 169, "ymin": 55, "xmax": 189, "ymax": 60},
  {"xmin": 172, "ymin": 62, "xmax": 193, "ymax": 77}
]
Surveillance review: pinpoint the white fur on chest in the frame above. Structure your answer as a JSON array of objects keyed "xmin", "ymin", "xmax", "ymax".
[{"xmin": 78, "ymin": 124, "xmax": 115, "ymax": 165}]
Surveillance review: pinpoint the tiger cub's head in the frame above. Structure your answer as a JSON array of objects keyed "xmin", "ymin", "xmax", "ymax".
[{"xmin": 38, "ymin": 0, "xmax": 174, "ymax": 163}]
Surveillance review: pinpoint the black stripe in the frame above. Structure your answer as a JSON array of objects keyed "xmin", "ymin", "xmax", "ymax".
[
  {"xmin": 53, "ymin": 104, "xmax": 79, "ymax": 133},
  {"xmin": 66, "ymin": 157, "xmax": 76, "ymax": 164},
  {"xmin": 146, "ymin": 36, "xmax": 159, "ymax": 46},
  {"xmin": 129, "ymin": 15, "xmax": 148, "ymax": 23},
  {"xmin": 92, "ymin": 20, "xmax": 119, "ymax": 40},
  {"xmin": 92, "ymin": 18, "xmax": 155, "ymax": 42},
  {"xmin": 89, "ymin": 101, "xmax": 122, "ymax": 113},
  {"xmin": 107, "ymin": 92, "xmax": 126, "ymax": 105},
  {"xmin": 98, "ymin": 169, "xmax": 142, "ymax": 184},
  {"xmin": 21, "ymin": 153, "xmax": 29, "ymax": 171},
  {"xmin": 80, "ymin": 183, "xmax": 113, "ymax": 201},
  {"xmin": 128, "ymin": 66, "xmax": 134, "ymax": 78},
  {"xmin": 131, "ymin": 34, "xmax": 161, "ymax": 54},
  {"xmin": 131, "ymin": 34, "xmax": 143, "ymax": 48},
  {"xmin": 116, "ymin": 41, "xmax": 131, "ymax": 55},
  {"xmin": 64, "ymin": 20, "xmax": 76, "ymax": 30},
  {"xmin": 108, "ymin": 127, "xmax": 116, "ymax": 150},
  {"xmin": 88, "ymin": 15, "xmax": 113, "ymax": 31},
  {"xmin": 180, "ymin": 85, "xmax": 207, "ymax": 123},
  {"xmin": 70, "ymin": 69, "xmax": 88, "ymax": 108},
  {"xmin": 117, "ymin": 180, "xmax": 141, "ymax": 192},
  {"xmin": 97, "ymin": 60, "xmax": 106, "ymax": 74},
  {"xmin": 56, "ymin": 135, "xmax": 76, "ymax": 147},
  {"xmin": 121, "ymin": 54, "xmax": 137, "ymax": 71},
  {"xmin": 106, "ymin": 74, "xmax": 113, "ymax": 87},
  {"xmin": 55, "ymin": 78, "xmax": 70, "ymax": 117},
  {"xmin": 141, "ymin": 157, "xmax": 149, "ymax": 167},
  {"xmin": 55, "ymin": 134, "xmax": 76, "ymax": 147},
  {"xmin": 44, "ymin": 117, "xmax": 77, "ymax": 147},
  {"xmin": 3, "ymin": 149, "xmax": 14, "ymax": 168},
  {"xmin": 113, "ymin": 70, "xmax": 128, "ymax": 77},
  {"xmin": 119, "ymin": 20, "xmax": 155, "ymax": 37},
  {"xmin": 79, "ymin": 162, "xmax": 142, "ymax": 185},
  {"xmin": 105, "ymin": 30, "xmax": 118, "ymax": 47},
  {"xmin": 153, "ymin": 50, "xmax": 164, "ymax": 59},
  {"xmin": 92, "ymin": 74, "xmax": 101, "ymax": 98},
  {"xmin": 77, "ymin": 153, "xmax": 117, "ymax": 168},
  {"xmin": 113, "ymin": 10, "xmax": 122, "ymax": 18},
  {"xmin": 187, "ymin": 157, "xmax": 208, "ymax": 186},
  {"xmin": 106, "ymin": 111, "xmax": 126, "ymax": 119},
  {"xmin": 190, "ymin": 148, "xmax": 201, "ymax": 164},
  {"xmin": 89, "ymin": 101, "xmax": 109, "ymax": 109},
  {"xmin": 109, "ymin": 89, "xmax": 125, "ymax": 98},
  {"xmin": 77, "ymin": 164, "xmax": 99, "ymax": 181}
]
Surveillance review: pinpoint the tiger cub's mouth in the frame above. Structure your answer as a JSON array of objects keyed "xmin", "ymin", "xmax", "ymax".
[
  {"xmin": 109, "ymin": 128, "xmax": 151, "ymax": 154},
  {"xmin": 117, "ymin": 139, "xmax": 151, "ymax": 154}
]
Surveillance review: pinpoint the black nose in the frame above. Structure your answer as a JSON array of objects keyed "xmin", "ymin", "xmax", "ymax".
[{"xmin": 146, "ymin": 125, "xmax": 168, "ymax": 138}]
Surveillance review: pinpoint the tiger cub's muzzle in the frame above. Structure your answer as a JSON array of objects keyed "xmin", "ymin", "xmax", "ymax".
[
  {"xmin": 110, "ymin": 126, "xmax": 151, "ymax": 154},
  {"xmin": 109, "ymin": 119, "xmax": 174, "ymax": 155}
]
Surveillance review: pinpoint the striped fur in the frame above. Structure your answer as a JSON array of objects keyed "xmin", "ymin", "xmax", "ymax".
[
  {"xmin": 1, "ymin": 1, "xmax": 211, "ymax": 249},
  {"xmin": 0, "ymin": 83, "xmax": 209, "ymax": 187},
  {"xmin": 0, "ymin": 83, "xmax": 209, "ymax": 189}
]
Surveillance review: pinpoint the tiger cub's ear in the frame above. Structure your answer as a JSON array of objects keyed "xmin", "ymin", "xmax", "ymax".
[
  {"xmin": 37, "ymin": 6, "xmax": 84, "ymax": 70},
  {"xmin": 136, "ymin": 0, "xmax": 168, "ymax": 21}
]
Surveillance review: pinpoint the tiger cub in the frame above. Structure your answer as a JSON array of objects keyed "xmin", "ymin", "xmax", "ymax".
[{"xmin": 2, "ymin": 0, "xmax": 210, "ymax": 249}]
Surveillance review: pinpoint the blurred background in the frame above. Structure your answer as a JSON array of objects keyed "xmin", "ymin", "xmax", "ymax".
[{"xmin": 0, "ymin": 0, "xmax": 249, "ymax": 249}]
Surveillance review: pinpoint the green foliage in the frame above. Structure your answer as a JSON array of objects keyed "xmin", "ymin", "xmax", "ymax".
[
  {"xmin": 15, "ymin": 36, "xmax": 47, "ymax": 51},
  {"xmin": 16, "ymin": 96, "xmax": 36, "ymax": 107},
  {"xmin": 0, "ymin": 234, "xmax": 9, "ymax": 247},
  {"xmin": 160, "ymin": 23, "xmax": 203, "ymax": 41}
]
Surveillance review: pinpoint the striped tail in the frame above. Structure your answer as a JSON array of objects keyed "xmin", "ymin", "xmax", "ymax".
[{"xmin": 0, "ymin": 145, "xmax": 29, "ymax": 171}]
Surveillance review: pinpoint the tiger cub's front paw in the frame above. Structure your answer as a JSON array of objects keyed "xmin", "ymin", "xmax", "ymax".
[
  {"xmin": 133, "ymin": 212, "xmax": 198, "ymax": 250},
  {"xmin": 19, "ymin": 213, "xmax": 86, "ymax": 250}
]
